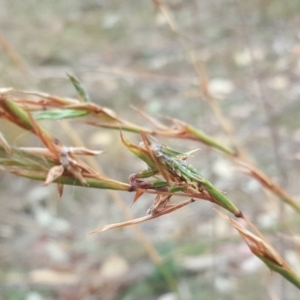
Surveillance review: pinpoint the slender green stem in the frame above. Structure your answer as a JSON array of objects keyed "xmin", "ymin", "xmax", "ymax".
[
  {"xmin": 0, "ymin": 145, "xmax": 131, "ymax": 191},
  {"xmin": 259, "ymin": 256, "xmax": 300, "ymax": 289},
  {"xmin": 185, "ymin": 124, "xmax": 235, "ymax": 156},
  {"xmin": 18, "ymin": 169, "xmax": 131, "ymax": 191}
]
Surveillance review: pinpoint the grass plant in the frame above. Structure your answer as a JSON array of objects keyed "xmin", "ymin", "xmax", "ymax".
[{"xmin": 1, "ymin": 76, "xmax": 300, "ymax": 290}]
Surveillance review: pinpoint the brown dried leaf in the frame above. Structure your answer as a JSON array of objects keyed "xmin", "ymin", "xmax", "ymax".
[
  {"xmin": 90, "ymin": 198, "xmax": 194, "ymax": 234},
  {"xmin": 90, "ymin": 215, "xmax": 154, "ymax": 233},
  {"xmin": 67, "ymin": 103, "xmax": 118, "ymax": 120},
  {"xmin": 27, "ymin": 111, "xmax": 58, "ymax": 156},
  {"xmin": 237, "ymin": 159, "xmax": 273, "ymax": 189},
  {"xmin": 131, "ymin": 106, "xmax": 169, "ymax": 130},
  {"xmin": 57, "ymin": 183, "xmax": 64, "ymax": 198},
  {"xmin": 20, "ymin": 90, "xmax": 80, "ymax": 106},
  {"xmin": 0, "ymin": 132, "xmax": 12, "ymax": 154},
  {"xmin": 65, "ymin": 165, "xmax": 87, "ymax": 186},
  {"xmin": 168, "ymin": 118, "xmax": 198, "ymax": 139},
  {"xmin": 44, "ymin": 165, "xmax": 64, "ymax": 186},
  {"xmin": 213, "ymin": 210, "xmax": 290, "ymax": 269},
  {"xmin": 228, "ymin": 217, "xmax": 284, "ymax": 266},
  {"xmin": 70, "ymin": 158, "xmax": 98, "ymax": 177},
  {"xmin": 58, "ymin": 146, "xmax": 99, "ymax": 181},
  {"xmin": 19, "ymin": 147, "xmax": 57, "ymax": 160},
  {"xmin": 131, "ymin": 189, "xmax": 145, "ymax": 205},
  {"xmin": 69, "ymin": 147, "xmax": 103, "ymax": 156},
  {"xmin": 147, "ymin": 194, "xmax": 172, "ymax": 215}
]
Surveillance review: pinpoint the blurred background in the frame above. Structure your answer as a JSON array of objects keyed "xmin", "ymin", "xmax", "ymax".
[{"xmin": 1, "ymin": 0, "xmax": 300, "ymax": 299}]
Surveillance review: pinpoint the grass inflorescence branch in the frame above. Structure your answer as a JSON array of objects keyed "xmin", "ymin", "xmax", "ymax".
[{"xmin": 1, "ymin": 76, "xmax": 300, "ymax": 289}]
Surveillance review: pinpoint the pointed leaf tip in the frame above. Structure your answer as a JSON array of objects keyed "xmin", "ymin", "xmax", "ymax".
[
  {"xmin": 67, "ymin": 73, "xmax": 91, "ymax": 103},
  {"xmin": 120, "ymin": 132, "xmax": 155, "ymax": 168},
  {"xmin": 44, "ymin": 165, "xmax": 64, "ymax": 186}
]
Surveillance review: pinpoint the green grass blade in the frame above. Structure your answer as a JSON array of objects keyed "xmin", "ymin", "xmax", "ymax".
[
  {"xmin": 35, "ymin": 109, "xmax": 88, "ymax": 120},
  {"xmin": 259, "ymin": 256, "xmax": 300, "ymax": 289},
  {"xmin": 202, "ymin": 179, "xmax": 242, "ymax": 217},
  {"xmin": 67, "ymin": 73, "xmax": 91, "ymax": 102},
  {"xmin": 186, "ymin": 124, "xmax": 235, "ymax": 156}
]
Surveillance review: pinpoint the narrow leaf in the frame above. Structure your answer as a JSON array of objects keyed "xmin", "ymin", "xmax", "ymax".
[
  {"xmin": 35, "ymin": 109, "xmax": 88, "ymax": 120},
  {"xmin": 120, "ymin": 132, "xmax": 155, "ymax": 168},
  {"xmin": 67, "ymin": 73, "xmax": 91, "ymax": 102},
  {"xmin": 57, "ymin": 183, "xmax": 64, "ymax": 198},
  {"xmin": 0, "ymin": 132, "xmax": 12, "ymax": 154},
  {"xmin": 44, "ymin": 165, "xmax": 64, "ymax": 185},
  {"xmin": 89, "ymin": 198, "xmax": 194, "ymax": 234},
  {"xmin": 70, "ymin": 147, "xmax": 103, "ymax": 156},
  {"xmin": 185, "ymin": 123, "xmax": 235, "ymax": 156},
  {"xmin": 203, "ymin": 178, "xmax": 242, "ymax": 217}
]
